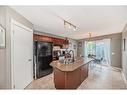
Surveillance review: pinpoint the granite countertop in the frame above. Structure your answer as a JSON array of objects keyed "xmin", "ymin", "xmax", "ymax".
[{"xmin": 50, "ymin": 57, "xmax": 93, "ymax": 72}]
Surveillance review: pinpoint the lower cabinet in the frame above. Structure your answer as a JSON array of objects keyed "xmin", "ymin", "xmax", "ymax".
[
  {"xmin": 66, "ymin": 68, "xmax": 81, "ymax": 89},
  {"xmin": 53, "ymin": 63, "xmax": 89, "ymax": 89},
  {"xmin": 80, "ymin": 64, "xmax": 89, "ymax": 83}
]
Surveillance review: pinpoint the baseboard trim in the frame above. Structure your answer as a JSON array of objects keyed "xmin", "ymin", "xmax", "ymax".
[
  {"xmin": 111, "ymin": 66, "xmax": 122, "ymax": 71},
  {"xmin": 112, "ymin": 66, "xmax": 127, "ymax": 87},
  {"xmin": 121, "ymin": 71, "xmax": 127, "ymax": 88}
]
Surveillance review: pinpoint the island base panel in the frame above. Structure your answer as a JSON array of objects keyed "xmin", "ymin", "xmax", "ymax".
[{"xmin": 53, "ymin": 64, "xmax": 89, "ymax": 89}]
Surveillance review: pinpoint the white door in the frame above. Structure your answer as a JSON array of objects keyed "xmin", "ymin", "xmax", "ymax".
[{"xmin": 12, "ymin": 22, "xmax": 33, "ymax": 89}]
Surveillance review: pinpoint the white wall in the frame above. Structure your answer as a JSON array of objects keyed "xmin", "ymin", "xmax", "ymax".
[
  {"xmin": 122, "ymin": 24, "xmax": 127, "ymax": 81},
  {"xmin": 0, "ymin": 6, "xmax": 33, "ymax": 89},
  {"xmin": 0, "ymin": 6, "xmax": 6, "ymax": 89}
]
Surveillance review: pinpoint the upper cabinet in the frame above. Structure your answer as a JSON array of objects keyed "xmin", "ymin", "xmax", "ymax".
[
  {"xmin": 33, "ymin": 34, "xmax": 69, "ymax": 46},
  {"xmin": 33, "ymin": 34, "xmax": 52, "ymax": 42}
]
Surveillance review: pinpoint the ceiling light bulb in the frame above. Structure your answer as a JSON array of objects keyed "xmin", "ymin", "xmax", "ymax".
[
  {"xmin": 89, "ymin": 33, "xmax": 92, "ymax": 38},
  {"xmin": 73, "ymin": 26, "xmax": 77, "ymax": 31},
  {"xmin": 64, "ymin": 20, "xmax": 78, "ymax": 32},
  {"xmin": 68, "ymin": 24, "xmax": 71, "ymax": 29},
  {"xmin": 73, "ymin": 28, "xmax": 76, "ymax": 31},
  {"xmin": 64, "ymin": 21, "xmax": 68, "ymax": 28}
]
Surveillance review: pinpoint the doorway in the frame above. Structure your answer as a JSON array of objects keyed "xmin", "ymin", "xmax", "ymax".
[
  {"xmin": 85, "ymin": 39, "xmax": 111, "ymax": 66},
  {"xmin": 11, "ymin": 20, "xmax": 33, "ymax": 89}
]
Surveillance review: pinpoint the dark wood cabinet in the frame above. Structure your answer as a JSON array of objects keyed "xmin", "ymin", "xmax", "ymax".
[
  {"xmin": 80, "ymin": 64, "xmax": 89, "ymax": 83},
  {"xmin": 33, "ymin": 34, "xmax": 69, "ymax": 45},
  {"xmin": 54, "ymin": 68, "xmax": 66, "ymax": 89},
  {"xmin": 66, "ymin": 69, "xmax": 81, "ymax": 89},
  {"xmin": 53, "ymin": 64, "xmax": 89, "ymax": 89}
]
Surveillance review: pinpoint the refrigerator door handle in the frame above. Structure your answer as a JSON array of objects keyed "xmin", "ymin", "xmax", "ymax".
[
  {"xmin": 34, "ymin": 55, "xmax": 37, "ymax": 79},
  {"xmin": 28, "ymin": 59, "xmax": 32, "ymax": 61}
]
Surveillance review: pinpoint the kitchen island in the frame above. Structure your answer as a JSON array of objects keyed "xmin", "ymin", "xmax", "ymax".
[{"xmin": 50, "ymin": 57, "xmax": 92, "ymax": 89}]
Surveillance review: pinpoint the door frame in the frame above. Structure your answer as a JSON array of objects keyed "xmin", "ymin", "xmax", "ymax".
[{"xmin": 11, "ymin": 19, "xmax": 33, "ymax": 89}]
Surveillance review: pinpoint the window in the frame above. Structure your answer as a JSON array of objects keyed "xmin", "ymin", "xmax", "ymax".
[{"xmin": 87, "ymin": 42, "xmax": 96, "ymax": 55}]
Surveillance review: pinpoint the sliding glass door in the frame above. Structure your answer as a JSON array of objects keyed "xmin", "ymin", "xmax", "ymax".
[{"xmin": 85, "ymin": 39, "xmax": 111, "ymax": 65}]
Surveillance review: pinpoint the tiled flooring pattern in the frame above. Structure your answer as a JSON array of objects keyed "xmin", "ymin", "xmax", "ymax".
[{"xmin": 26, "ymin": 65, "xmax": 127, "ymax": 89}]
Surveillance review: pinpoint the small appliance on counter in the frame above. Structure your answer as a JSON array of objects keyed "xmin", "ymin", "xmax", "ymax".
[{"xmin": 53, "ymin": 46, "xmax": 66, "ymax": 61}]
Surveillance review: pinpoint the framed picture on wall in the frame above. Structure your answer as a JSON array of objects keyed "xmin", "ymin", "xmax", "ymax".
[
  {"xmin": 74, "ymin": 45, "xmax": 76, "ymax": 49},
  {"xmin": 78, "ymin": 42, "xmax": 82, "ymax": 47},
  {"xmin": 0, "ymin": 25, "xmax": 5, "ymax": 48}
]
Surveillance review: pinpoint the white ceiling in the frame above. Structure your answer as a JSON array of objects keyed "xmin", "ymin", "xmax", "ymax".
[{"xmin": 11, "ymin": 6, "xmax": 127, "ymax": 39}]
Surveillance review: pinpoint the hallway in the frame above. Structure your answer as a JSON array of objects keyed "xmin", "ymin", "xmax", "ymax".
[{"xmin": 26, "ymin": 64, "xmax": 127, "ymax": 89}]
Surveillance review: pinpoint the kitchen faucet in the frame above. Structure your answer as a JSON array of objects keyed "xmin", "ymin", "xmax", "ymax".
[
  {"xmin": 64, "ymin": 49, "xmax": 75, "ymax": 63},
  {"xmin": 69, "ymin": 50, "xmax": 75, "ymax": 62}
]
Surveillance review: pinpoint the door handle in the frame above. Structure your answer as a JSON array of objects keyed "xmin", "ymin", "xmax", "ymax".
[{"xmin": 28, "ymin": 59, "xmax": 32, "ymax": 61}]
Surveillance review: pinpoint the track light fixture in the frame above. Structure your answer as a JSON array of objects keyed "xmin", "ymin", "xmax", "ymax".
[{"xmin": 64, "ymin": 20, "xmax": 77, "ymax": 31}]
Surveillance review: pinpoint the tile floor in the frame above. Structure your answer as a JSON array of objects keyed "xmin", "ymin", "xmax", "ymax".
[{"xmin": 26, "ymin": 64, "xmax": 127, "ymax": 89}]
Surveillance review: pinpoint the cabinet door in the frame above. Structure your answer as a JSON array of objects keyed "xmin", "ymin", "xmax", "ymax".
[
  {"xmin": 66, "ymin": 68, "xmax": 81, "ymax": 89},
  {"xmin": 80, "ymin": 64, "xmax": 88, "ymax": 83}
]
